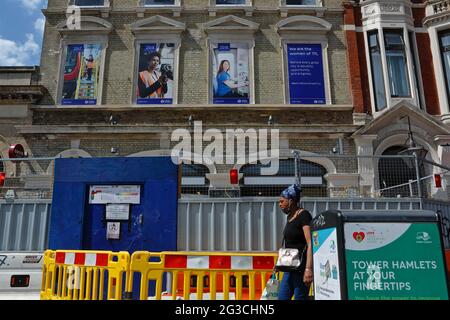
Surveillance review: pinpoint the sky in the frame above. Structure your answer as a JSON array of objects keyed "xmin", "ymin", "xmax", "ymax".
[{"xmin": 0, "ymin": 0, "xmax": 48, "ymax": 66}]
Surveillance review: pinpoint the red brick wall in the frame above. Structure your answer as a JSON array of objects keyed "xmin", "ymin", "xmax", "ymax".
[
  {"xmin": 344, "ymin": 3, "xmax": 367, "ymax": 114},
  {"xmin": 415, "ymin": 33, "xmax": 441, "ymax": 115},
  {"xmin": 356, "ymin": 32, "xmax": 372, "ymax": 114}
]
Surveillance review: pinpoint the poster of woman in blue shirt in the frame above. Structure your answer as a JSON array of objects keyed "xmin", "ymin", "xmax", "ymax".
[{"xmin": 212, "ymin": 43, "xmax": 250, "ymax": 104}]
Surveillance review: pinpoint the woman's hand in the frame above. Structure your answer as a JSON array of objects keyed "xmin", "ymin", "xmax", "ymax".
[{"xmin": 303, "ymin": 268, "xmax": 313, "ymax": 285}]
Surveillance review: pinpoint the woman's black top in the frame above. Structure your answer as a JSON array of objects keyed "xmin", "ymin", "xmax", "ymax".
[{"xmin": 283, "ymin": 209, "xmax": 312, "ymax": 253}]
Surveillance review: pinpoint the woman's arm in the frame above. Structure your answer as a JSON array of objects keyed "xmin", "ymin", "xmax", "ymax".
[
  {"xmin": 223, "ymin": 80, "xmax": 248, "ymax": 89},
  {"xmin": 138, "ymin": 75, "xmax": 162, "ymax": 98},
  {"xmin": 302, "ymin": 225, "xmax": 313, "ymax": 285}
]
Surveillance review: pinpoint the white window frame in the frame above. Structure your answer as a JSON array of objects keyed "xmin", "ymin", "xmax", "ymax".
[
  {"xmin": 363, "ymin": 24, "xmax": 421, "ymax": 115},
  {"xmin": 429, "ymin": 24, "xmax": 450, "ymax": 120},
  {"xmin": 140, "ymin": 0, "xmax": 181, "ymax": 7},
  {"xmin": 207, "ymin": 38, "xmax": 256, "ymax": 105},
  {"xmin": 212, "ymin": 0, "xmax": 252, "ymax": 7},
  {"xmin": 56, "ymin": 36, "xmax": 109, "ymax": 107},
  {"xmin": 276, "ymin": 16, "xmax": 332, "ymax": 105},
  {"xmin": 132, "ymin": 36, "xmax": 181, "ymax": 105},
  {"xmin": 68, "ymin": 0, "xmax": 109, "ymax": 8},
  {"xmin": 281, "ymin": 0, "xmax": 321, "ymax": 7}
]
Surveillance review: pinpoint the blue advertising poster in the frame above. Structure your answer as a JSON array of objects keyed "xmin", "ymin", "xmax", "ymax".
[
  {"xmin": 61, "ymin": 44, "xmax": 102, "ymax": 105},
  {"xmin": 212, "ymin": 43, "xmax": 250, "ymax": 104},
  {"xmin": 287, "ymin": 44, "xmax": 326, "ymax": 104},
  {"xmin": 136, "ymin": 43, "xmax": 175, "ymax": 105}
]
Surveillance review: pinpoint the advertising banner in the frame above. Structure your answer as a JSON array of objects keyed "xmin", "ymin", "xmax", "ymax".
[
  {"xmin": 344, "ymin": 222, "xmax": 448, "ymax": 300},
  {"xmin": 62, "ymin": 44, "xmax": 102, "ymax": 105},
  {"xmin": 286, "ymin": 43, "xmax": 326, "ymax": 104},
  {"xmin": 136, "ymin": 43, "xmax": 175, "ymax": 105},
  {"xmin": 212, "ymin": 42, "xmax": 250, "ymax": 104},
  {"xmin": 312, "ymin": 227, "xmax": 342, "ymax": 300}
]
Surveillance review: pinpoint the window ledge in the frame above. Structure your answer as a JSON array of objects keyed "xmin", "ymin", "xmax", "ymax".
[{"xmin": 136, "ymin": 6, "xmax": 182, "ymax": 17}]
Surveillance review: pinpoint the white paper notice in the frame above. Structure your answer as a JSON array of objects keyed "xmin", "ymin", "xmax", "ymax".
[
  {"xmin": 106, "ymin": 204, "xmax": 130, "ymax": 221},
  {"xmin": 107, "ymin": 222, "xmax": 120, "ymax": 240}
]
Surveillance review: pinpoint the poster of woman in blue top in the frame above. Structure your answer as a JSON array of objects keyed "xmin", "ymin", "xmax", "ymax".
[{"xmin": 212, "ymin": 43, "xmax": 250, "ymax": 104}]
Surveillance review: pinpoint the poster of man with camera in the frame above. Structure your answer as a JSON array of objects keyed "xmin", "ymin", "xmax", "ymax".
[{"xmin": 137, "ymin": 43, "xmax": 175, "ymax": 104}]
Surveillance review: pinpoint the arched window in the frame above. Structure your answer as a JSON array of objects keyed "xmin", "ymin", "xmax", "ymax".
[
  {"xmin": 378, "ymin": 146, "xmax": 426, "ymax": 197},
  {"xmin": 181, "ymin": 163, "xmax": 210, "ymax": 197},
  {"xmin": 240, "ymin": 158, "xmax": 328, "ymax": 197}
]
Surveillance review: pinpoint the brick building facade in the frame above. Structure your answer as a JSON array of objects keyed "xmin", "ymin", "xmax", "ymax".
[{"xmin": 1, "ymin": 0, "xmax": 449, "ymax": 200}]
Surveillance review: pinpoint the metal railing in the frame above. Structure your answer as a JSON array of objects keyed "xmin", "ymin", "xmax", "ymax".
[{"xmin": 1, "ymin": 154, "xmax": 447, "ymax": 201}]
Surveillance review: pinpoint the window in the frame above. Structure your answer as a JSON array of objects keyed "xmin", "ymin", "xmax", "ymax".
[
  {"xmin": 71, "ymin": 0, "xmax": 105, "ymax": 6},
  {"xmin": 384, "ymin": 30, "xmax": 410, "ymax": 98},
  {"xmin": 285, "ymin": 43, "xmax": 326, "ymax": 104},
  {"xmin": 61, "ymin": 43, "xmax": 104, "ymax": 105},
  {"xmin": 144, "ymin": 0, "xmax": 175, "ymax": 5},
  {"xmin": 409, "ymin": 31, "xmax": 423, "ymax": 109},
  {"xmin": 240, "ymin": 159, "xmax": 328, "ymax": 197},
  {"xmin": 368, "ymin": 31, "xmax": 387, "ymax": 111},
  {"xmin": 439, "ymin": 30, "xmax": 450, "ymax": 102},
  {"xmin": 216, "ymin": 0, "xmax": 246, "ymax": 4},
  {"xmin": 211, "ymin": 42, "xmax": 251, "ymax": 104},
  {"xmin": 286, "ymin": 0, "xmax": 317, "ymax": 5},
  {"xmin": 135, "ymin": 43, "xmax": 176, "ymax": 105}
]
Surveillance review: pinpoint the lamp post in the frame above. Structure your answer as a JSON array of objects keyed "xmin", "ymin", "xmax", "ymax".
[{"xmin": 292, "ymin": 150, "xmax": 301, "ymax": 205}]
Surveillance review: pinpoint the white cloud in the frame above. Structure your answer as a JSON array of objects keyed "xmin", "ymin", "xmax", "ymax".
[
  {"xmin": 0, "ymin": 34, "xmax": 40, "ymax": 66},
  {"xmin": 34, "ymin": 17, "xmax": 45, "ymax": 33},
  {"xmin": 19, "ymin": 0, "xmax": 44, "ymax": 11}
]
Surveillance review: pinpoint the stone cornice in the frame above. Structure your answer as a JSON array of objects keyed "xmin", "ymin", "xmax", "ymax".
[
  {"xmin": 16, "ymin": 124, "xmax": 359, "ymax": 135},
  {"xmin": 0, "ymin": 86, "xmax": 47, "ymax": 104}
]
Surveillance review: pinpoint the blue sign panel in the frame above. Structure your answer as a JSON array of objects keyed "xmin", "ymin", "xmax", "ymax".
[
  {"xmin": 218, "ymin": 43, "xmax": 231, "ymax": 51},
  {"xmin": 287, "ymin": 44, "xmax": 326, "ymax": 104},
  {"xmin": 61, "ymin": 99, "xmax": 97, "ymax": 105}
]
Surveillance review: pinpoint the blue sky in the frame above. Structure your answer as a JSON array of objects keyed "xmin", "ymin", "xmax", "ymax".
[{"xmin": 0, "ymin": 0, "xmax": 48, "ymax": 66}]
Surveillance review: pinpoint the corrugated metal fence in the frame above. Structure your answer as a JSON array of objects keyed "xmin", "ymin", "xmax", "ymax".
[
  {"xmin": 1, "ymin": 198, "xmax": 448, "ymax": 252},
  {"xmin": 0, "ymin": 200, "xmax": 51, "ymax": 251},
  {"xmin": 177, "ymin": 197, "xmax": 426, "ymax": 251}
]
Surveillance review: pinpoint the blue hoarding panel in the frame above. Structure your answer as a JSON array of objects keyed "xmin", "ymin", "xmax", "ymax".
[
  {"xmin": 50, "ymin": 157, "xmax": 178, "ymax": 253},
  {"xmin": 287, "ymin": 43, "xmax": 326, "ymax": 104}
]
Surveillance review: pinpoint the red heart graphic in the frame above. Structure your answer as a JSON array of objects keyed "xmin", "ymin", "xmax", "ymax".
[{"xmin": 353, "ymin": 232, "xmax": 365, "ymax": 242}]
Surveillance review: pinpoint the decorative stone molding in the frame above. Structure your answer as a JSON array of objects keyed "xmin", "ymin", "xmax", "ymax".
[
  {"xmin": 203, "ymin": 15, "xmax": 259, "ymax": 35},
  {"xmin": 57, "ymin": 16, "xmax": 113, "ymax": 35},
  {"xmin": 275, "ymin": 15, "xmax": 332, "ymax": 35},
  {"xmin": 130, "ymin": 15, "xmax": 186, "ymax": 35},
  {"xmin": 360, "ymin": 0, "xmax": 413, "ymax": 25}
]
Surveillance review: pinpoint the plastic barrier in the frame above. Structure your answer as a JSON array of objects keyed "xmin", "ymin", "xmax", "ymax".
[
  {"xmin": 40, "ymin": 250, "xmax": 130, "ymax": 300},
  {"xmin": 128, "ymin": 251, "xmax": 280, "ymax": 300}
]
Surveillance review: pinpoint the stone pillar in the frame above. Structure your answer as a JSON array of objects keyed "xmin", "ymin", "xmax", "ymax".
[
  {"xmin": 354, "ymin": 135, "xmax": 377, "ymax": 197},
  {"xmin": 324, "ymin": 173, "xmax": 361, "ymax": 198}
]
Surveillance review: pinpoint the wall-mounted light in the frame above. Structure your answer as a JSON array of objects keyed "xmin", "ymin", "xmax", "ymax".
[
  {"xmin": 268, "ymin": 115, "xmax": 274, "ymax": 125},
  {"xmin": 188, "ymin": 114, "xmax": 194, "ymax": 126}
]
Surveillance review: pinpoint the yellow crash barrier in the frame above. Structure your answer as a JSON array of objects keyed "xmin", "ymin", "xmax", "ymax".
[
  {"xmin": 40, "ymin": 250, "xmax": 130, "ymax": 300},
  {"xmin": 127, "ymin": 251, "xmax": 280, "ymax": 300}
]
